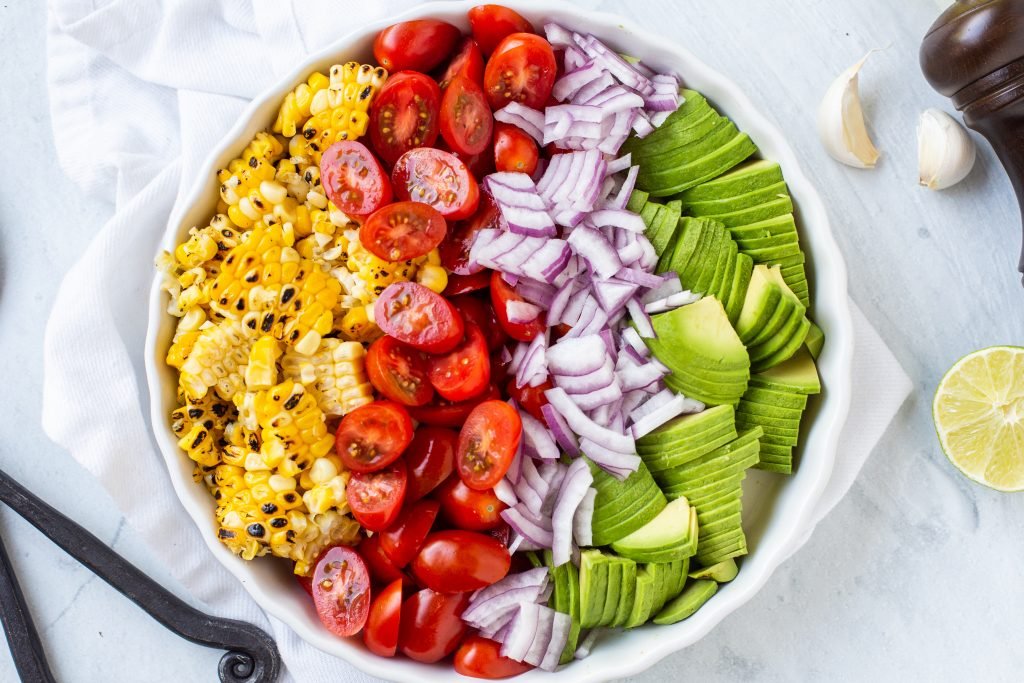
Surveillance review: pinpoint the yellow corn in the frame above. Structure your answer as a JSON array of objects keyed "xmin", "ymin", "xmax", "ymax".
[
  {"xmin": 244, "ymin": 335, "xmax": 282, "ymax": 390},
  {"xmin": 252, "ymin": 379, "xmax": 336, "ymax": 477},
  {"xmin": 179, "ymin": 320, "xmax": 257, "ymax": 400},
  {"xmin": 336, "ymin": 305, "xmax": 382, "ymax": 343},
  {"xmin": 416, "ymin": 263, "xmax": 448, "ymax": 294},
  {"xmin": 281, "ymin": 338, "xmax": 374, "ymax": 417},
  {"xmin": 273, "ymin": 71, "xmax": 331, "ymax": 138},
  {"xmin": 218, "ymin": 133, "xmax": 285, "ymax": 229},
  {"xmin": 170, "ymin": 393, "xmax": 234, "ymax": 468}
]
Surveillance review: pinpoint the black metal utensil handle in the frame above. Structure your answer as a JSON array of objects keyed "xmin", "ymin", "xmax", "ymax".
[
  {"xmin": 0, "ymin": 467, "xmax": 281, "ymax": 683},
  {"xmin": 0, "ymin": 530, "xmax": 57, "ymax": 683}
]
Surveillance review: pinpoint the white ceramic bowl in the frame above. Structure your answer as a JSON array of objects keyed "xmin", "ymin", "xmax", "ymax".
[{"xmin": 145, "ymin": 2, "xmax": 854, "ymax": 679}]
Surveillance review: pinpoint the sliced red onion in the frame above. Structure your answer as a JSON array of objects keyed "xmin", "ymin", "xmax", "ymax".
[
  {"xmin": 568, "ymin": 226, "xmax": 621, "ymax": 279},
  {"xmin": 466, "ymin": 567, "xmax": 548, "ymax": 611},
  {"xmin": 547, "ymin": 278, "xmax": 577, "ymax": 324},
  {"xmin": 631, "ymin": 393, "xmax": 706, "ymax": 439},
  {"xmin": 538, "ymin": 462, "xmax": 568, "ymax": 516},
  {"xmin": 503, "ymin": 505, "xmax": 555, "ymax": 547},
  {"xmin": 564, "ymin": 45, "xmax": 588, "ymax": 70},
  {"xmin": 513, "ymin": 475, "xmax": 545, "ymax": 516},
  {"xmin": 554, "ymin": 360, "xmax": 615, "ymax": 395},
  {"xmin": 606, "ymin": 153, "xmax": 632, "ymax": 174},
  {"xmin": 649, "ymin": 110, "xmax": 672, "ymax": 127},
  {"xmin": 507, "ymin": 441, "xmax": 524, "ymax": 484},
  {"xmin": 640, "ymin": 273, "xmax": 683, "ymax": 304},
  {"xmin": 493, "ymin": 102, "xmax": 545, "ymax": 144},
  {"xmin": 541, "ymin": 403, "xmax": 580, "ymax": 456},
  {"xmin": 546, "ymin": 335, "xmax": 607, "ymax": 376},
  {"xmin": 632, "ymin": 111, "xmax": 655, "ymax": 138},
  {"xmin": 574, "ymin": 628, "xmax": 602, "ymax": 660},
  {"xmin": 494, "ymin": 478, "xmax": 518, "ymax": 507},
  {"xmin": 464, "ymin": 583, "xmax": 548, "ymax": 629},
  {"xmin": 579, "ymin": 437, "xmax": 641, "ymax": 478},
  {"xmin": 620, "ymin": 326, "xmax": 651, "ymax": 358},
  {"xmin": 609, "ymin": 165, "xmax": 640, "ymax": 209},
  {"xmin": 637, "ymin": 236, "xmax": 659, "ymax": 269},
  {"xmin": 544, "ymin": 22, "xmax": 576, "ymax": 48},
  {"xmin": 573, "ymin": 33, "xmax": 655, "ymax": 96},
  {"xmin": 589, "ymin": 402, "xmax": 612, "ymax": 427},
  {"xmin": 515, "ymin": 278, "xmax": 556, "ymax": 309},
  {"xmin": 477, "ymin": 610, "xmax": 518, "ymax": 639},
  {"xmin": 508, "ymin": 341, "xmax": 528, "ymax": 374},
  {"xmin": 627, "ymin": 298, "xmax": 655, "ymax": 337},
  {"xmin": 551, "ymin": 459, "xmax": 593, "ymax": 563},
  {"xmin": 563, "ymin": 295, "xmax": 599, "ymax": 333},
  {"xmin": 573, "ymin": 487, "xmax": 596, "ymax": 547},
  {"xmin": 630, "ymin": 387, "xmax": 677, "ymax": 423},
  {"xmin": 572, "ymin": 383, "xmax": 623, "ymax": 411},
  {"xmin": 592, "ymin": 278, "xmax": 639, "ymax": 313},
  {"xmin": 507, "ymin": 300, "xmax": 543, "ymax": 324},
  {"xmin": 571, "ymin": 72, "xmax": 615, "ymax": 107},
  {"xmin": 598, "ymin": 327, "xmax": 617, "ymax": 359},
  {"xmin": 552, "ymin": 59, "xmax": 605, "ymax": 101},
  {"xmin": 521, "ymin": 410, "xmax": 560, "ymax": 460},
  {"xmin": 588, "ymin": 208, "xmax": 647, "ymax": 233},
  {"xmin": 536, "ymin": 153, "xmax": 570, "ymax": 198},
  {"xmin": 524, "ymin": 608, "xmax": 555, "ymax": 665},
  {"xmin": 616, "ymin": 266, "xmax": 665, "ymax": 288},
  {"xmin": 521, "ymin": 455, "xmax": 551, "ymax": 503},
  {"xmin": 540, "ymin": 613, "xmax": 572, "ymax": 671},
  {"xmin": 618, "ymin": 362, "xmax": 668, "ymax": 392},
  {"xmin": 484, "ymin": 174, "xmax": 557, "ymax": 238},
  {"xmin": 644, "ymin": 290, "xmax": 702, "ymax": 314},
  {"xmin": 545, "ymin": 387, "xmax": 636, "ymax": 453},
  {"xmin": 620, "ymin": 388, "xmax": 649, "ymax": 419},
  {"xmin": 500, "ymin": 603, "xmax": 540, "ymax": 662},
  {"xmin": 571, "ymin": 305, "xmax": 610, "ymax": 338}
]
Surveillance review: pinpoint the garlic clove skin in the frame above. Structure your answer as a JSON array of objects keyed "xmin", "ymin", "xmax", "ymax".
[
  {"xmin": 817, "ymin": 52, "xmax": 882, "ymax": 169},
  {"xmin": 917, "ymin": 108, "xmax": 977, "ymax": 191}
]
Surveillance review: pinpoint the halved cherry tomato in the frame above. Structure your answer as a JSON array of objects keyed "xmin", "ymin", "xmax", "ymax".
[
  {"xmin": 506, "ymin": 377, "xmax": 551, "ymax": 423},
  {"xmin": 370, "ymin": 71, "xmax": 441, "ymax": 166},
  {"xmin": 404, "ymin": 427, "xmax": 458, "ymax": 502},
  {"xmin": 450, "ymin": 295, "xmax": 508, "ymax": 352},
  {"xmin": 366, "ymin": 336, "xmax": 434, "ymax": 407},
  {"xmin": 360, "ymin": 201, "xmax": 447, "ymax": 262},
  {"xmin": 489, "ymin": 350, "xmax": 512, "ymax": 388},
  {"xmin": 335, "ymin": 401, "xmax": 414, "ymax": 472},
  {"xmin": 411, "ymin": 530, "xmax": 511, "ymax": 593},
  {"xmin": 439, "ymin": 37, "xmax": 485, "ymax": 89},
  {"xmin": 392, "ymin": 147, "xmax": 480, "ymax": 221},
  {"xmin": 493, "ymin": 122, "xmax": 539, "ymax": 174},
  {"xmin": 457, "ymin": 400, "xmax": 522, "ymax": 490},
  {"xmin": 320, "ymin": 141, "xmax": 392, "ymax": 216},
  {"xmin": 373, "ymin": 20, "xmax": 461, "ymax": 73},
  {"xmin": 312, "ymin": 546, "xmax": 371, "ymax": 637},
  {"xmin": 483, "ymin": 33, "xmax": 556, "ymax": 110},
  {"xmin": 486, "ymin": 521, "xmax": 514, "ymax": 548},
  {"xmin": 444, "ymin": 270, "xmax": 492, "ymax": 296},
  {"xmin": 347, "ymin": 460, "xmax": 408, "ymax": 531},
  {"xmin": 379, "ymin": 499, "xmax": 440, "ymax": 568},
  {"xmin": 360, "ymin": 534, "xmax": 408, "ymax": 585},
  {"xmin": 296, "ymin": 572, "xmax": 314, "ymax": 598},
  {"xmin": 364, "ymin": 578, "xmax": 403, "ymax": 657},
  {"xmin": 408, "ymin": 383, "xmax": 502, "ymax": 427},
  {"xmin": 440, "ymin": 75, "xmax": 493, "ymax": 157},
  {"xmin": 490, "ymin": 270, "xmax": 546, "ymax": 341},
  {"xmin": 440, "ymin": 193, "xmax": 500, "ymax": 275},
  {"xmin": 398, "ymin": 589, "xmax": 471, "ymax": 663},
  {"xmin": 435, "ymin": 476, "xmax": 506, "ymax": 531},
  {"xmin": 428, "ymin": 325, "xmax": 491, "ymax": 402},
  {"xmin": 375, "ymin": 282, "xmax": 466, "ymax": 354},
  {"xmin": 455, "ymin": 634, "xmax": 535, "ymax": 679},
  {"xmin": 468, "ymin": 5, "xmax": 536, "ymax": 56}
]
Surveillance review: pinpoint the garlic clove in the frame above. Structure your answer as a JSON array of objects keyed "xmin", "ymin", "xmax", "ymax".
[
  {"xmin": 817, "ymin": 52, "xmax": 881, "ymax": 169},
  {"xmin": 917, "ymin": 108, "xmax": 977, "ymax": 191}
]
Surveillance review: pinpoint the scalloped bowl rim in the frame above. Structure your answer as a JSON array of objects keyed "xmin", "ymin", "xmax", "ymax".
[{"xmin": 144, "ymin": 2, "xmax": 853, "ymax": 680}]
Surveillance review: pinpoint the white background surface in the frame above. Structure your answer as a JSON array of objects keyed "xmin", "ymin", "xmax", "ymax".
[{"xmin": 1, "ymin": 0, "xmax": 1022, "ymax": 681}]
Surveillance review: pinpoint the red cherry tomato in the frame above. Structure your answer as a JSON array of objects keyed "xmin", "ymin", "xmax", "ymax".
[
  {"xmin": 440, "ymin": 193, "xmax": 501, "ymax": 275},
  {"xmin": 486, "ymin": 521, "xmax": 514, "ymax": 547},
  {"xmin": 439, "ymin": 37, "xmax": 485, "ymax": 89},
  {"xmin": 435, "ymin": 476, "xmax": 507, "ymax": 531},
  {"xmin": 444, "ymin": 270, "xmax": 492, "ymax": 296},
  {"xmin": 335, "ymin": 401, "xmax": 414, "ymax": 472},
  {"xmin": 379, "ymin": 499, "xmax": 440, "ymax": 568},
  {"xmin": 320, "ymin": 141, "xmax": 392, "ymax": 216},
  {"xmin": 404, "ymin": 427, "xmax": 458, "ymax": 502},
  {"xmin": 375, "ymin": 282, "xmax": 466, "ymax": 354},
  {"xmin": 392, "ymin": 147, "xmax": 480, "ymax": 221},
  {"xmin": 440, "ymin": 75, "xmax": 493, "ymax": 157},
  {"xmin": 490, "ymin": 270, "xmax": 546, "ymax": 341},
  {"xmin": 489, "ymin": 350, "xmax": 512, "ymax": 388},
  {"xmin": 296, "ymin": 572, "xmax": 314, "ymax": 598},
  {"xmin": 370, "ymin": 71, "xmax": 441, "ymax": 166},
  {"xmin": 493, "ymin": 122, "xmax": 539, "ymax": 175},
  {"xmin": 347, "ymin": 460, "xmax": 408, "ymax": 532},
  {"xmin": 360, "ymin": 534, "xmax": 408, "ymax": 585},
  {"xmin": 468, "ymin": 5, "xmax": 536, "ymax": 56},
  {"xmin": 398, "ymin": 589, "xmax": 471, "ymax": 663},
  {"xmin": 450, "ymin": 294, "xmax": 508, "ymax": 352},
  {"xmin": 483, "ymin": 33, "xmax": 556, "ymax": 110},
  {"xmin": 359, "ymin": 201, "xmax": 447, "ymax": 262},
  {"xmin": 407, "ymin": 383, "xmax": 502, "ymax": 428},
  {"xmin": 455, "ymin": 634, "xmax": 535, "ymax": 679},
  {"xmin": 506, "ymin": 377, "xmax": 552, "ymax": 423},
  {"xmin": 428, "ymin": 325, "xmax": 491, "ymax": 402},
  {"xmin": 366, "ymin": 336, "xmax": 434, "ymax": 407},
  {"xmin": 364, "ymin": 578, "xmax": 403, "ymax": 657},
  {"xmin": 457, "ymin": 400, "xmax": 522, "ymax": 490},
  {"xmin": 411, "ymin": 530, "xmax": 511, "ymax": 593},
  {"xmin": 373, "ymin": 20, "xmax": 461, "ymax": 73},
  {"xmin": 312, "ymin": 546, "xmax": 371, "ymax": 637}
]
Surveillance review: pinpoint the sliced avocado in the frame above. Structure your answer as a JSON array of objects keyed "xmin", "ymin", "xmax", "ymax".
[
  {"xmin": 670, "ymin": 218, "xmax": 715, "ymax": 287},
  {"xmin": 725, "ymin": 252, "xmax": 753, "ymax": 325},
  {"xmin": 627, "ymin": 188, "xmax": 651, "ymax": 214},
  {"xmin": 677, "ymin": 160, "xmax": 784, "ymax": 202},
  {"xmin": 699, "ymin": 512, "xmax": 743, "ymax": 536},
  {"xmin": 642, "ymin": 204, "xmax": 681, "ymax": 258},
  {"xmin": 743, "ymin": 242, "xmax": 804, "ymax": 261},
  {"xmin": 743, "ymin": 296, "xmax": 801, "ymax": 349},
  {"xmin": 648, "ymin": 297, "xmax": 749, "ymax": 369},
  {"xmin": 692, "ymin": 224, "xmax": 727, "ymax": 295},
  {"xmin": 646, "ymin": 562, "xmax": 670, "ymax": 615},
  {"xmin": 600, "ymin": 558, "xmax": 623, "ymax": 626},
  {"xmin": 613, "ymin": 558, "xmax": 638, "ymax": 627},
  {"xmin": 728, "ymin": 214, "xmax": 798, "ymax": 241},
  {"xmin": 682, "ymin": 181, "xmax": 790, "ymax": 215},
  {"xmin": 673, "ymin": 476, "xmax": 745, "ymax": 507},
  {"xmin": 736, "ymin": 267, "xmax": 784, "ymax": 341},
  {"xmin": 713, "ymin": 240, "xmax": 739, "ymax": 307},
  {"xmin": 742, "ymin": 387, "xmax": 808, "ymax": 409},
  {"xmin": 638, "ymin": 124, "xmax": 752, "ymax": 192},
  {"xmin": 624, "ymin": 568, "xmax": 656, "ymax": 628},
  {"xmin": 736, "ymin": 230, "xmax": 799, "ymax": 252},
  {"xmin": 736, "ymin": 398, "xmax": 804, "ymax": 420},
  {"xmin": 636, "ymin": 118, "xmax": 738, "ymax": 176},
  {"xmin": 748, "ymin": 306, "xmax": 809, "ymax": 363},
  {"xmin": 637, "ymin": 405, "xmax": 736, "ymax": 447},
  {"xmin": 701, "ymin": 196, "xmax": 794, "ymax": 229},
  {"xmin": 653, "ymin": 579, "xmax": 719, "ymax": 625},
  {"xmin": 751, "ymin": 317, "xmax": 812, "ymax": 372},
  {"xmin": 748, "ymin": 347, "xmax": 820, "ymax": 394},
  {"xmin": 579, "ymin": 550, "xmax": 609, "ymax": 629},
  {"xmin": 611, "ymin": 498, "xmax": 698, "ymax": 562},
  {"xmin": 643, "ymin": 425, "xmax": 740, "ymax": 475},
  {"xmin": 668, "ymin": 558, "xmax": 690, "ymax": 601},
  {"xmin": 588, "ymin": 460, "xmax": 667, "ymax": 546},
  {"xmin": 706, "ymin": 232, "xmax": 738, "ymax": 302},
  {"xmin": 645, "ymin": 133, "xmax": 759, "ymax": 197},
  {"xmin": 805, "ymin": 321, "xmax": 825, "ymax": 358},
  {"xmin": 662, "ymin": 373, "xmax": 747, "ymax": 408},
  {"xmin": 735, "ymin": 411, "xmax": 802, "ymax": 430}
]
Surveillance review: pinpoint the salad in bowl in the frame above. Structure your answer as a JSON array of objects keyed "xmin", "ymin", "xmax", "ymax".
[{"xmin": 149, "ymin": 2, "xmax": 852, "ymax": 679}]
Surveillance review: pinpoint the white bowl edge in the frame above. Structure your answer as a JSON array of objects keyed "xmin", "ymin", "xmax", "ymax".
[{"xmin": 144, "ymin": 2, "xmax": 854, "ymax": 681}]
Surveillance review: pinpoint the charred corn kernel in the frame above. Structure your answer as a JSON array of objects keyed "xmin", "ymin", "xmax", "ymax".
[
  {"xmin": 289, "ymin": 511, "xmax": 361, "ymax": 576},
  {"xmin": 303, "ymin": 474, "xmax": 348, "ymax": 515},
  {"xmin": 179, "ymin": 321, "xmax": 257, "ymax": 400},
  {"xmin": 244, "ymin": 336, "xmax": 282, "ymax": 390},
  {"xmin": 416, "ymin": 263, "xmax": 448, "ymax": 293},
  {"xmin": 253, "ymin": 380, "xmax": 336, "ymax": 476},
  {"xmin": 273, "ymin": 71, "xmax": 331, "ymax": 137},
  {"xmin": 208, "ymin": 224, "xmax": 342, "ymax": 353},
  {"xmin": 281, "ymin": 339, "xmax": 374, "ymax": 417},
  {"xmin": 218, "ymin": 133, "xmax": 284, "ymax": 202},
  {"xmin": 290, "ymin": 63, "xmax": 387, "ymax": 162},
  {"xmin": 336, "ymin": 305, "xmax": 380, "ymax": 342},
  {"xmin": 170, "ymin": 394, "xmax": 234, "ymax": 468}
]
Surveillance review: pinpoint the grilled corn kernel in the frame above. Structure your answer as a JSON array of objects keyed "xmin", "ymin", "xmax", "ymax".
[
  {"xmin": 281, "ymin": 339, "xmax": 374, "ymax": 417},
  {"xmin": 179, "ymin": 321, "xmax": 257, "ymax": 400},
  {"xmin": 244, "ymin": 336, "xmax": 282, "ymax": 390},
  {"xmin": 273, "ymin": 71, "xmax": 331, "ymax": 138},
  {"xmin": 416, "ymin": 263, "xmax": 448, "ymax": 293},
  {"xmin": 170, "ymin": 394, "xmax": 234, "ymax": 468},
  {"xmin": 290, "ymin": 63, "xmax": 387, "ymax": 162}
]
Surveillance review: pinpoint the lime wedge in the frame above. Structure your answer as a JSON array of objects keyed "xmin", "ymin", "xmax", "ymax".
[{"xmin": 933, "ymin": 347, "xmax": 1024, "ymax": 491}]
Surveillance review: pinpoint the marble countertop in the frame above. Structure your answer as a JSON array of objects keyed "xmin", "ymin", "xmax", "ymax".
[{"xmin": 2, "ymin": 0, "xmax": 1023, "ymax": 681}]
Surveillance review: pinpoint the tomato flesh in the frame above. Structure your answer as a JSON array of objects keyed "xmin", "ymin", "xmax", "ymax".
[
  {"xmin": 360, "ymin": 201, "xmax": 447, "ymax": 262},
  {"xmin": 320, "ymin": 141, "xmax": 392, "ymax": 216},
  {"xmin": 347, "ymin": 459, "xmax": 408, "ymax": 532},
  {"xmin": 440, "ymin": 75, "xmax": 494, "ymax": 157},
  {"xmin": 506, "ymin": 377, "xmax": 551, "ymax": 423},
  {"xmin": 468, "ymin": 5, "xmax": 536, "ymax": 56},
  {"xmin": 375, "ymin": 282, "xmax": 466, "ymax": 354},
  {"xmin": 408, "ymin": 383, "xmax": 501, "ymax": 428},
  {"xmin": 428, "ymin": 325, "xmax": 491, "ymax": 402},
  {"xmin": 398, "ymin": 589, "xmax": 471, "ymax": 663},
  {"xmin": 443, "ymin": 271, "xmax": 492, "ymax": 297},
  {"xmin": 404, "ymin": 427, "xmax": 458, "ymax": 502},
  {"xmin": 450, "ymin": 294, "xmax": 508, "ymax": 352},
  {"xmin": 412, "ymin": 530, "xmax": 511, "ymax": 593},
  {"xmin": 490, "ymin": 270, "xmax": 546, "ymax": 341},
  {"xmin": 435, "ymin": 476, "xmax": 507, "ymax": 531},
  {"xmin": 493, "ymin": 122, "xmax": 539, "ymax": 175},
  {"xmin": 370, "ymin": 71, "xmax": 441, "ymax": 166},
  {"xmin": 360, "ymin": 534, "xmax": 408, "ymax": 585},
  {"xmin": 439, "ymin": 37, "xmax": 485, "ymax": 89},
  {"xmin": 483, "ymin": 33, "xmax": 557, "ymax": 110},
  {"xmin": 379, "ymin": 499, "xmax": 440, "ymax": 568},
  {"xmin": 364, "ymin": 578, "xmax": 403, "ymax": 657},
  {"xmin": 455, "ymin": 634, "xmax": 535, "ymax": 679},
  {"xmin": 392, "ymin": 147, "xmax": 480, "ymax": 221},
  {"xmin": 457, "ymin": 400, "xmax": 522, "ymax": 490},
  {"xmin": 335, "ymin": 401, "xmax": 414, "ymax": 473},
  {"xmin": 374, "ymin": 20, "xmax": 461, "ymax": 73},
  {"xmin": 312, "ymin": 546, "xmax": 371, "ymax": 637},
  {"xmin": 440, "ymin": 192, "xmax": 500, "ymax": 275},
  {"xmin": 366, "ymin": 335, "xmax": 434, "ymax": 407}
]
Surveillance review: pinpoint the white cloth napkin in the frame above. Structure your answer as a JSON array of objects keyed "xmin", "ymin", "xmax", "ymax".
[{"xmin": 41, "ymin": 1, "xmax": 911, "ymax": 680}]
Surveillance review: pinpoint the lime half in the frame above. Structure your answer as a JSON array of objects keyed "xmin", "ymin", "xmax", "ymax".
[{"xmin": 933, "ymin": 346, "xmax": 1024, "ymax": 492}]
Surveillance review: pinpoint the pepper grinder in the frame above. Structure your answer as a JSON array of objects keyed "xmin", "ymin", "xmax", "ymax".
[{"xmin": 921, "ymin": 0, "xmax": 1024, "ymax": 284}]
